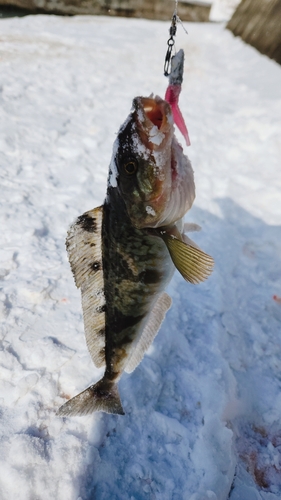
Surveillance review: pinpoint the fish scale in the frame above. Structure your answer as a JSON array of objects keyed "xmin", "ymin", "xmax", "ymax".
[{"xmin": 102, "ymin": 189, "xmax": 174, "ymax": 383}]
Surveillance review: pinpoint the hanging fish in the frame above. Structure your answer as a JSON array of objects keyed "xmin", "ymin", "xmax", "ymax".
[{"xmin": 57, "ymin": 95, "xmax": 214, "ymax": 417}]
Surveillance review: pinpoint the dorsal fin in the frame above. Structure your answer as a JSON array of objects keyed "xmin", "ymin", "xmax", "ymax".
[
  {"xmin": 125, "ymin": 292, "xmax": 172, "ymax": 374},
  {"xmin": 66, "ymin": 207, "xmax": 106, "ymax": 368}
]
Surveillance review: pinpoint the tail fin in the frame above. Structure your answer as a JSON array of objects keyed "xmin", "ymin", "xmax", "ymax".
[{"xmin": 57, "ymin": 378, "xmax": 125, "ymax": 417}]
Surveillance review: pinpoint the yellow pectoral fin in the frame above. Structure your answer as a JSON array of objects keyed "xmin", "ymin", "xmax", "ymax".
[{"xmin": 164, "ymin": 235, "xmax": 214, "ymax": 284}]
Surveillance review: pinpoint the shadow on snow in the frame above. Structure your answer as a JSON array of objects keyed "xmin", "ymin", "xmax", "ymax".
[{"xmin": 77, "ymin": 198, "xmax": 281, "ymax": 500}]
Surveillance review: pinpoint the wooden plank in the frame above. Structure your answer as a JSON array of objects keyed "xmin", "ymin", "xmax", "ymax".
[
  {"xmin": 0, "ymin": 0, "xmax": 211, "ymax": 20},
  {"xmin": 227, "ymin": 0, "xmax": 281, "ymax": 65}
]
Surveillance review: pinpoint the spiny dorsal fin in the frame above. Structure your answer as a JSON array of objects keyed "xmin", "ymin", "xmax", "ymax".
[
  {"xmin": 125, "ymin": 292, "xmax": 172, "ymax": 374},
  {"xmin": 162, "ymin": 233, "xmax": 214, "ymax": 284},
  {"xmin": 66, "ymin": 207, "xmax": 105, "ymax": 368}
]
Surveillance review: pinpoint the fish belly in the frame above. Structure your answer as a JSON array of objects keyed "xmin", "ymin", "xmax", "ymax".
[{"xmin": 102, "ymin": 196, "xmax": 174, "ymax": 382}]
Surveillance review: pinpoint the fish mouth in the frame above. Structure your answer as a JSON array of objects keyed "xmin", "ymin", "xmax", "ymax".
[
  {"xmin": 133, "ymin": 96, "xmax": 173, "ymax": 151},
  {"xmin": 133, "ymin": 95, "xmax": 175, "ymax": 204},
  {"xmin": 138, "ymin": 97, "xmax": 178, "ymax": 184},
  {"xmin": 142, "ymin": 99, "xmax": 167, "ymax": 131},
  {"xmin": 139, "ymin": 98, "xmax": 179, "ymax": 180}
]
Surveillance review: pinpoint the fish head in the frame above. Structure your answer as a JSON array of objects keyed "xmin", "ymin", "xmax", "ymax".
[{"xmin": 108, "ymin": 95, "xmax": 195, "ymax": 229}]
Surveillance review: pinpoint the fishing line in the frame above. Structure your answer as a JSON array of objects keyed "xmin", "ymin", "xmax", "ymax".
[
  {"xmin": 164, "ymin": 13, "xmax": 177, "ymax": 76},
  {"xmin": 163, "ymin": 2, "xmax": 191, "ymax": 146},
  {"xmin": 163, "ymin": 1, "xmax": 188, "ymax": 76}
]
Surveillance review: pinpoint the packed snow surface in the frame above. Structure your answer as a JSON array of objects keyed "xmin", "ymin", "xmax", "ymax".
[
  {"xmin": 0, "ymin": 14, "xmax": 281, "ymax": 500},
  {"xmin": 209, "ymin": 0, "xmax": 241, "ymax": 21}
]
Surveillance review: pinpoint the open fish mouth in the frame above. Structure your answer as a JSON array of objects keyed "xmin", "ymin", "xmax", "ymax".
[
  {"xmin": 142, "ymin": 97, "xmax": 180, "ymax": 186},
  {"xmin": 133, "ymin": 95, "xmax": 173, "ymax": 152},
  {"xmin": 142, "ymin": 98, "xmax": 169, "ymax": 134}
]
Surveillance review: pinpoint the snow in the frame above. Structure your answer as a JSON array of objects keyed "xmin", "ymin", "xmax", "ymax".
[
  {"xmin": 146, "ymin": 206, "xmax": 156, "ymax": 216},
  {"xmin": 148, "ymin": 124, "xmax": 165, "ymax": 145},
  {"xmin": 209, "ymin": 0, "xmax": 241, "ymax": 21},
  {"xmin": 0, "ymin": 14, "xmax": 281, "ymax": 500}
]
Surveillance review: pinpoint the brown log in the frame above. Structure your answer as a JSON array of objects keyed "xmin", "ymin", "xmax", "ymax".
[
  {"xmin": 227, "ymin": 0, "xmax": 281, "ymax": 65},
  {"xmin": 0, "ymin": 0, "xmax": 211, "ymax": 20}
]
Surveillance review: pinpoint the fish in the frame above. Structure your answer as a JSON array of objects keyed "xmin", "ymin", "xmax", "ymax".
[{"xmin": 57, "ymin": 94, "xmax": 214, "ymax": 417}]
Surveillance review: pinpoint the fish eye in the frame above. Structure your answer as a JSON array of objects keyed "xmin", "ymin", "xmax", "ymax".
[{"xmin": 124, "ymin": 161, "xmax": 138, "ymax": 175}]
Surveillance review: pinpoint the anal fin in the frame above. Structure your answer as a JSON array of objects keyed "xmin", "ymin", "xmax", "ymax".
[{"xmin": 125, "ymin": 292, "xmax": 172, "ymax": 374}]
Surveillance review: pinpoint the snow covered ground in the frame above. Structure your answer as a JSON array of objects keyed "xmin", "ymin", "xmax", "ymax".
[
  {"xmin": 0, "ymin": 14, "xmax": 281, "ymax": 500},
  {"xmin": 209, "ymin": 0, "xmax": 241, "ymax": 22}
]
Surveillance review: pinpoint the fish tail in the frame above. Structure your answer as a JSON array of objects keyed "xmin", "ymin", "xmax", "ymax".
[{"xmin": 57, "ymin": 378, "xmax": 125, "ymax": 417}]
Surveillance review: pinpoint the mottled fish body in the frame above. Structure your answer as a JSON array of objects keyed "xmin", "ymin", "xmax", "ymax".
[{"xmin": 58, "ymin": 95, "xmax": 214, "ymax": 417}]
